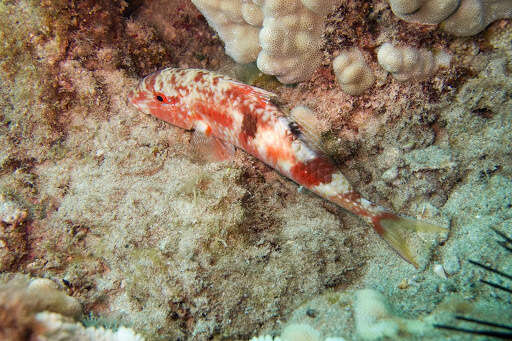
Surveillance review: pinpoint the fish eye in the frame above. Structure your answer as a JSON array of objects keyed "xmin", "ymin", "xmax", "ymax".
[
  {"xmin": 153, "ymin": 92, "xmax": 177, "ymax": 105},
  {"xmin": 154, "ymin": 92, "xmax": 168, "ymax": 103}
]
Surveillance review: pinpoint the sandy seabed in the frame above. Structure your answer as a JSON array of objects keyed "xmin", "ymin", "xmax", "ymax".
[{"xmin": 0, "ymin": 0, "xmax": 510, "ymax": 340}]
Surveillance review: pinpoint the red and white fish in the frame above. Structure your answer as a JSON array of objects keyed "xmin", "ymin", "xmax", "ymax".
[{"xmin": 128, "ymin": 67, "xmax": 446, "ymax": 268}]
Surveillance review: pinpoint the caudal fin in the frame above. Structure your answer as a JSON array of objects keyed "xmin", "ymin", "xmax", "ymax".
[{"xmin": 373, "ymin": 213, "xmax": 447, "ymax": 268}]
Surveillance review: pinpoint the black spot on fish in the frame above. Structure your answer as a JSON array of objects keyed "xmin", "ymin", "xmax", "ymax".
[{"xmin": 289, "ymin": 121, "xmax": 302, "ymax": 138}]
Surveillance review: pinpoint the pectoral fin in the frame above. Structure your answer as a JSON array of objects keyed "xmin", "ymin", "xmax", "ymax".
[{"xmin": 190, "ymin": 128, "xmax": 235, "ymax": 163}]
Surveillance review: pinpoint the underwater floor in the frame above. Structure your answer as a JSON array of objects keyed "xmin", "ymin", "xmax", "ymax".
[{"xmin": 0, "ymin": 0, "xmax": 510, "ymax": 340}]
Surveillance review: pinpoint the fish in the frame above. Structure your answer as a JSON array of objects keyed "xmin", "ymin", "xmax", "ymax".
[{"xmin": 128, "ymin": 67, "xmax": 446, "ymax": 268}]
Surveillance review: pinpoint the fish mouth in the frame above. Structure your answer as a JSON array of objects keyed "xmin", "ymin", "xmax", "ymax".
[
  {"xmin": 127, "ymin": 88, "xmax": 139, "ymax": 108},
  {"xmin": 127, "ymin": 88, "xmax": 135, "ymax": 103}
]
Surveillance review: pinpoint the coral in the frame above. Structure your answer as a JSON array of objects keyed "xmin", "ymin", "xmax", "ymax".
[
  {"xmin": 441, "ymin": 0, "xmax": 512, "ymax": 36},
  {"xmin": 191, "ymin": 0, "xmax": 339, "ymax": 83},
  {"xmin": 251, "ymin": 323, "xmax": 347, "ymax": 341},
  {"xmin": 190, "ymin": 0, "xmax": 261, "ymax": 64},
  {"xmin": 256, "ymin": 0, "xmax": 329, "ymax": 83},
  {"xmin": 388, "ymin": 0, "xmax": 460, "ymax": 24},
  {"xmin": 389, "ymin": 0, "xmax": 512, "ymax": 36},
  {"xmin": 354, "ymin": 289, "xmax": 429, "ymax": 340},
  {"xmin": 377, "ymin": 43, "xmax": 451, "ymax": 81},
  {"xmin": 332, "ymin": 48, "xmax": 374, "ymax": 95},
  {"xmin": 251, "ymin": 335, "xmax": 281, "ymax": 341},
  {"xmin": 280, "ymin": 323, "xmax": 322, "ymax": 341},
  {"xmin": 35, "ymin": 312, "xmax": 145, "ymax": 341},
  {"xmin": 0, "ymin": 274, "xmax": 82, "ymax": 340},
  {"xmin": 0, "ymin": 194, "xmax": 28, "ymax": 271}
]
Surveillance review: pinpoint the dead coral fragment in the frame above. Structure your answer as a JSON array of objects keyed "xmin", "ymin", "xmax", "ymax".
[
  {"xmin": 0, "ymin": 194, "xmax": 28, "ymax": 271},
  {"xmin": 35, "ymin": 312, "xmax": 145, "ymax": 341},
  {"xmin": 0, "ymin": 194, "xmax": 28, "ymax": 225},
  {"xmin": 354, "ymin": 289, "xmax": 429, "ymax": 340},
  {"xmin": 281, "ymin": 323, "xmax": 322, "ymax": 341},
  {"xmin": 0, "ymin": 275, "xmax": 82, "ymax": 340}
]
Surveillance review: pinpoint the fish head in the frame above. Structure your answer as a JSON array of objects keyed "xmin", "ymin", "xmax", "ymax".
[{"xmin": 128, "ymin": 68, "xmax": 193, "ymax": 130}]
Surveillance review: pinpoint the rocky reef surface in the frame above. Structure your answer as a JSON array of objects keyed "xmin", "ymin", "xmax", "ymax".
[{"xmin": 0, "ymin": 0, "xmax": 510, "ymax": 340}]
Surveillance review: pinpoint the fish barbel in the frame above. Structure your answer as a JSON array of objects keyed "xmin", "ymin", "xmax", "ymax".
[{"xmin": 128, "ymin": 67, "xmax": 446, "ymax": 268}]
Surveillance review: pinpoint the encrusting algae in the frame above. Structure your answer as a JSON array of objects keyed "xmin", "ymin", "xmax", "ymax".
[{"xmin": 129, "ymin": 67, "xmax": 447, "ymax": 268}]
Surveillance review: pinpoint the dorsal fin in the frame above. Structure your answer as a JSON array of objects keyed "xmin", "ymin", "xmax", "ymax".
[
  {"xmin": 207, "ymin": 67, "xmax": 281, "ymax": 108},
  {"xmin": 225, "ymin": 78, "xmax": 280, "ymax": 105}
]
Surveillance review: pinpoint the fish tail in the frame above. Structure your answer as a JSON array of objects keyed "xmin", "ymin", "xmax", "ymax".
[{"xmin": 372, "ymin": 213, "xmax": 447, "ymax": 268}]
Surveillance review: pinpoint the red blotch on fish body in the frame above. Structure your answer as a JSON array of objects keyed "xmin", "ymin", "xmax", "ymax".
[
  {"xmin": 290, "ymin": 157, "xmax": 336, "ymax": 187},
  {"xmin": 194, "ymin": 71, "xmax": 205, "ymax": 82},
  {"xmin": 175, "ymin": 85, "xmax": 191, "ymax": 97},
  {"xmin": 223, "ymin": 84, "xmax": 268, "ymax": 110},
  {"xmin": 170, "ymin": 74, "xmax": 177, "ymax": 85},
  {"xmin": 192, "ymin": 101, "xmax": 233, "ymax": 129},
  {"xmin": 265, "ymin": 145, "xmax": 292, "ymax": 168},
  {"xmin": 341, "ymin": 192, "xmax": 368, "ymax": 217},
  {"xmin": 145, "ymin": 72, "xmax": 158, "ymax": 92},
  {"xmin": 147, "ymin": 100, "xmax": 193, "ymax": 130},
  {"xmin": 130, "ymin": 90, "xmax": 149, "ymax": 104}
]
